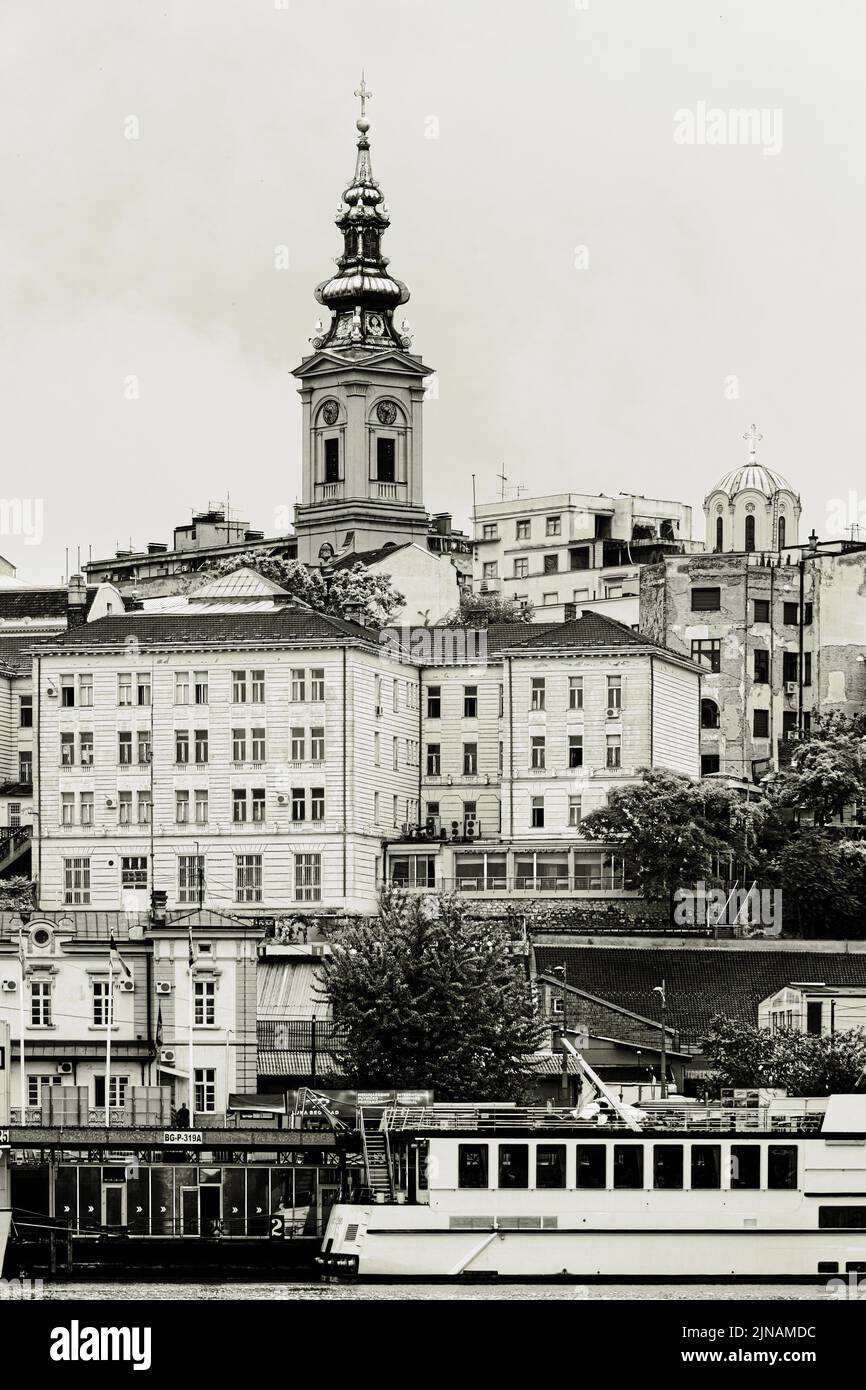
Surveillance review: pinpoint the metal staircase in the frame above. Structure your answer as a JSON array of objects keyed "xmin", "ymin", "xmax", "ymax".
[{"xmin": 360, "ymin": 1111, "xmax": 394, "ymax": 1200}]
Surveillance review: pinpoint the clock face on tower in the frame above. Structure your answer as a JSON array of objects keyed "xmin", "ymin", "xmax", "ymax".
[
  {"xmin": 321, "ymin": 399, "xmax": 339, "ymax": 426},
  {"xmin": 376, "ymin": 400, "xmax": 397, "ymax": 425}
]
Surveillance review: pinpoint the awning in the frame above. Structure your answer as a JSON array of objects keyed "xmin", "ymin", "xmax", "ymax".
[
  {"xmin": 228, "ymin": 1093, "xmax": 287, "ymax": 1114},
  {"xmin": 157, "ymin": 1063, "xmax": 189, "ymax": 1079}
]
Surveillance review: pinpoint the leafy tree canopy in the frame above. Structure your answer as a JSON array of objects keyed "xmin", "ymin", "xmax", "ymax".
[
  {"xmin": 205, "ymin": 550, "xmax": 405, "ymax": 628},
  {"xmin": 0, "ymin": 877, "xmax": 36, "ymax": 912},
  {"xmin": 701, "ymin": 1014, "xmax": 866, "ymax": 1096},
  {"xmin": 768, "ymin": 711, "xmax": 866, "ymax": 825},
  {"xmin": 439, "ymin": 590, "xmax": 535, "ymax": 627}
]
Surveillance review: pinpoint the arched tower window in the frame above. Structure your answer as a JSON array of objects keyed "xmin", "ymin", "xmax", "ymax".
[
  {"xmin": 701, "ymin": 698, "xmax": 720, "ymax": 729},
  {"xmin": 778, "ymin": 515, "xmax": 786, "ymax": 550},
  {"xmin": 715, "ymin": 516, "xmax": 723, "ymax": 552},
  {"xmin": 744, "ymin": 514, "xmax": 755, "ymax": 552}
]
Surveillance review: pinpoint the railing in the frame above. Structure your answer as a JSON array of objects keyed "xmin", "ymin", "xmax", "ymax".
[
  {"xmin": 379, "ymin": 1104, "xmax": 826, "ymax": 1134},
  {"xmin": 396, "ymin": 873, "xmax": 636, "ymax": 895}
]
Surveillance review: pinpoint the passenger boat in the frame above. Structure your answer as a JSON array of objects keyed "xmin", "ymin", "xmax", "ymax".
[{"xmin": 319, "ymin": 1092, "xmax": 866, "ymax": 1280}]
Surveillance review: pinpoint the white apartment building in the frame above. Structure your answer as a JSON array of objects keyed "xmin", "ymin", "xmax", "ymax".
[{"xmin": 472, "ymin": 492, "xmax": 696, "ymax": 626}]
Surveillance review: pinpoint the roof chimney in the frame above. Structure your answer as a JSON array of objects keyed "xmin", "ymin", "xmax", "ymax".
[{"xmin": 66, "ymin": 573, "xmax": 88, "ymax": 627}]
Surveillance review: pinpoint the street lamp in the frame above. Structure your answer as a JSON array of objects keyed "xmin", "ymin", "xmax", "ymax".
[{"xmin": 652, "ymin": 980, "xmax": 668, "ymax": 1100}]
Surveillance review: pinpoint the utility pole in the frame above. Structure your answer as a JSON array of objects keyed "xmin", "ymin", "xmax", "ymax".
[
  {"xmin": 653, "ymin": 980, "xmax": 668, "ymax": 1100},
  {"xmin": 552, "ymin": 965, "xmax": 569, "ymax": 1100}
]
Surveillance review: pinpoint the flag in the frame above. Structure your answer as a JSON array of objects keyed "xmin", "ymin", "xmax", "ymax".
[
  {"xmin": 109, "ymin": 933, "xmax": 133, "ymax": 983},
  {"xmin": 155, "ymin": 1001, "xmax": 164, "ymax": 1050}
]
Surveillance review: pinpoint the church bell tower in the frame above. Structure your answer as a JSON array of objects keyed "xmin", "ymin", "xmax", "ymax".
[{"xmin": 292, "ymin": 79, "xmax": 434, "ymax": 563}]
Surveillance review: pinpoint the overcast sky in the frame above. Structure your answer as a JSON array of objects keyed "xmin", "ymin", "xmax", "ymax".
[{"xmin": 2, "ymin": 0, "xmax": 864, "ymax": 581}]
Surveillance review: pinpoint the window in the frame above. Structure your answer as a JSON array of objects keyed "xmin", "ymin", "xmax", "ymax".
[
  {"xmin": 516, "ymin": 519, "xmax": 530, "ymax": 540},
  {"xmin": 613, "ymin": 1145, "xmax": 643, "ymax": 1189},
  {"xmin": 251, "ymin": 670, "xmax": 266, "ymax": 702},
  {"xmin": 606, "ymin": 734, "xmax": 621, "ymax": 768},
  {"xmin": 691, "ymin": 587, "xmax": 721, "ymax": 611},
  {"xmin": 194, "ymin": 729, "xmax": 208, "ymax": 764},
  {"xmin": 194, "ymin": 979, "xmax": 215, "ymax": 1026},
  {"xmin": 374, "ymin": 732, "xmax": 380, "ymax": 766},
  {"xmin": 291, "ymin": 788, "xmax": 305, "ymax": 822},
  {"xmin": 60, "ymin": 675, "xmax": 75, "ymax": 707},
  {"xmin": 576, "ymin": 1145, "xmax": 606, "ymax": 1188},
  {"xmin": 137, "ymin": 729, "xmax": 151, "ymax": 764},
  {"xmin": 753, "ymin": 708, "xmax": 770, "ymax": 738},
  {"xmin": 121, "ymin": 856, "xmax": 147, "ymax": 889},
  {"xmin": 568, "ymin": 675, "xmax": 583, "ymax": 710},
  {"xmin": 291, "ymin": 727, "xmax": 305, "ymax": 761},
  {"xmin": 324, "ymin": 436, "xmax": 340, "ymax": 483},
  {"xmin": 530, "ymin": 677, "xmax": 545, "ymax": 710},
  {"xmin": 463, "ymin": 742, "xmax": 478, "ymax": 775},
  {"xmin": 690, "ymin": 1145, "xmax": 721, "ymax": 1190},
  {"xmin": 481, "ymin": 523, "xmax": 498, "ymax": 540},
  {"xmin": 232, "ymin": 728, "xmax": 248, "ymax": 763},
  {"xmin": 783, "ymin": 651, "xmax": 799, "ymax": 683},
  {"xmin": 390, "ymin": 736, "xmax": 398, "ymax": 770},
  {"xmin": 818, "ymin": 1207, "xmax": 866, "ymax": 1229},
  {"xmin": 194, "ymin": 671, "xmax": 208, "ymax": 704},
  {"xmin": 730, "ymin": 1144, "xmax": 760, "ymax": 1190},
  {"xmin": 804, "ymin": 653, "xmax": 812, "ymax": 687},
  {"xmin": 778, "ymin": 515, "xmax": 786, "ymax": 550},
  {"xmin": 64, "ymin": 857, "xmax": 90, "ymax": 904},
  {"xmin": 310, "ymin": 668, "xmax": 325, "ymax": 701},
  {"xmin": 482, "ymin": 563, "xmax": 500, "ymax": 585},
  {"xmin": 753, "ymin": 649, "xmax": 769, "ymax": 683},
  {"xmin": 232, "ymin": 789, "xmax": 248, "ymax": 823},
  {"xmin": 767, "ymin": 1146, "xmax": 797, "ymax": 1189},
  {"xmin": 530, "ymin": 735, "xmax": 546, "ymax": 769},
  {"xmin": 714, "ymin": 515, "xmax": 723, "ymax": 552},
  {"xmin": 514, "ymin": 558, "xmax": 528, "ymax": 579},
  {"xmin": 691, "ymin": 639, "xmax": 721, "ymax": 672},
  {"xmin": 653, "ymin": 1145, "xmax": 683, "ymax": 1189},
  {"xmin": 61, "ymin": 792, "xmax": 75, "ymax": 826},
  {"xmin": 700, "ymin": 698, "xmax": 720, "ymax": 729},
  {"xmin": 232, "ymin": 670, "xmax": 247, "ymax": 703},
  {"xmin": 295, "ymin": 852, "xmax": 322, "ymax": 902},
  {"xmin": 374, "ymin": 790, "xmax": 381, "ymax": 824},
  {"xmin": 175, "ymin": 730, "xmax": 189, "ymax": 764},
  {"xmin": 783, "ymin": 602, "xmax": 799, "ymax": 626},
  {"xmin": 426, "ymin": 744, "xmax": 441, "ymax": 776},
  {"xmin": 30, "ymin": 979, "xmax": 52, "ymax": 1026},
  {"xmin": 248, "ymin": 787, "xmax": 265, "ymax": 823},
  {"xmin": 392, "ymin": 794, "xmax": 399, "ymax": 827},
  {"xmin": 194, "ymin": 789, "xmax": 209, "ymax": 824},
  {"xmin": 498, "ymin": 1144, "xmax": 528, "ymax": 1189},
  {"xmin": 194, "ymin": 1068, "xmax": 216, "ymax": 1113},
  {"xmin": 393, "ymin": 681, "xmax": 400, "ymax": 714},
  {"xmin": 376, "ymin": 436, "xmax": 396, "ymax": 482},
  {"xmin": 754, "ymin": 599, "xmax": 770, "ymax": 624},
  {"xmin": 175, "ymin": 670, "xmax": 190, "ymax": 704},
  {"xmin": 531, "ymin": 795, "xmax": 544, "ymax": 828},
  {"xmin": 137, "ymin": 791, "xmax": 152, "ymax": 825},
  {"xmin": 78, "ymin": 794, "xmax": 92, "ymax": 826},
  {"xmin": 310, "ymin": 727, "xmax": 325, "ymax": 761},
  {"xmin": 291, "ymin": 669, "xmax": 306, "ymax": 702},
  {"xmin": 118, "ymin": 731, "xmax": 132, "ymax": 765},
  {"xmin": 463, "ymin": 685, "xmax": 478, "ymax": 718},
  {"xmin": 236, "ymin": 854, "xmax": 262, "ymax": 902},
  {"xmin": 536, "ymin": 1145, "xmax": 567, "ymax": 1189},
  {"xmin": 118, "ymin": 673, "xmax": 133, "ymax": 708},
  {"xmin": 568, "ymin": 794, "xmax": 582, "ymax": 827},
  {"xmin": 92, "ymin": 978, "xmax": 112, "ymax": 1026},
  {"xmin": 546, "ymin": 516, "xmax": 562, "ymax": 538},
  {"xmin": 458, "ymin": 1144, "xmax": 488, "ymax": 1189},
  {"xmin": 744, "ymin": 515, "xmax": 755, "ymax": 552},
  {"xmin": 607, "ymin": 675, "xmax": 622, "ymax": 709},
  {"xmin": 60, "ymin": 732, "xmax": 75, "ymax": 766},
  {"xmin": 178, "ymin": 855, "xmax": 204, "ymax": 904},
  {"xmin": 175, "ymin": 789, "xmax": 189, "ymax": 823},
  {"xmin": 426, "ymin": 686, "xmax": 441, "ymax": 719},
  {"xmin": 19, "ymin": 694, "xmax": 33, "ymax": 728},
  {"xmin": 19, "ymin": 752, "xmax": 32, "ymax": 783},
  {"xmin": 118, "ymin": 791, "xmax": 132, "ymax": 824},
  {"xmin": 543, "ymin": 592, "xmax": 558, "ymax": 607},
  {"xmin": 310, "ymin": 787, "xmax": 325, "ymax": 822},
  {"xmin": 569, "ymin": 546, "xmax": 590, "ymax": 571},
  {"xmin": 804, "ymin": 602, "xmax": 813, "ymax": 626},
  {"xmin": 94, "ymin": 1075, "xmax": 128, "ymax": 1108},
  {"xmin": 543, "ymin": 554, "xmax": 559, "ymax": 574},
  {"xmin": 28, "ymin": 1075, "xmax": 60, "ymax": 1107},
  {"xmin": 136, "ymin": 673, "xmax": 151, "ymax": 706}
]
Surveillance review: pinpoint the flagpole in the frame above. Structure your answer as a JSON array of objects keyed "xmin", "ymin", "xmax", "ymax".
[
  {"xmin": 106, "ymin": 948, "xmax": 113, "ymax": 1129},
  {"xmin": 18, "ymin": 932, "xmax": 27, "ymax": 1119},
  {"xmin": 188, "ymin": 949, "xmax": 195, "ymax": 1118}
]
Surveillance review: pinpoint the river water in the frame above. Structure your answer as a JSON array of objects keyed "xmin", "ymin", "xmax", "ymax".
[{"xmin": 39, "ymin": 1281, "xmax": 831, "ymax": 1301}]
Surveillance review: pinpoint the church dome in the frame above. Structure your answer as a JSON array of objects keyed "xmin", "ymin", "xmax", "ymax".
[{"xmin": 707, "ymin": 461, "xmax": 796, "ymax": 501}]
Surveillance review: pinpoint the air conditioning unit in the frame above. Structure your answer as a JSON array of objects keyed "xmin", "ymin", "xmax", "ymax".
[
  {"xmin": 105, "ymin": 798, "xmax": 116, "ymax": 808},
  {"xmin": 118, "ymin": 979, "xmax": 134, "ymax": 993},
  {"xmin": 160, "ymin": 1047, "xmax": 176, "ymax": 1064},
  {"xmin": 464, "ymin": 819, "xmax": 478, "ymax": 838},
  {"xmin": 785, "ymin": 682, "xmax": 797, "ymax": 695},
  {"xmin": 1, "ymin": 979, "xmax": 17, "ymax": 992},
  {"xmin": 56, "ymin": 1062, "xmax": 73, "ymax": 1075},
  {"xmin": 155, "ymin": 981, "xmax": 172, "ymax": 995},
  {"xmin": 606, "ymin": 707, "xmax": 620, "ymax": 718},
  {"xmin": 46, "ymin": 687, "xmax": 57, "ymax": 698},
  {"xmin": 277, "ymin": 794, "xmax": 287, "ymax": 804}
]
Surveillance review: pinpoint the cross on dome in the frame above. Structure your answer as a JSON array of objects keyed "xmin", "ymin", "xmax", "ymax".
[{"xmin": 743, "ymin": 423, "xmax": 763, "ymax": 457}]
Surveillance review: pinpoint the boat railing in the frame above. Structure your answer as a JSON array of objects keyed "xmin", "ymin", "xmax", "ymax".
[{"xmin": 377, "ymin": 1105, "xmax": 826, "ymax": 1134}]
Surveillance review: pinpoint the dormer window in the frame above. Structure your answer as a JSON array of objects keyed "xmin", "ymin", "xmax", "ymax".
[
  {"xmin": 324, "ymin": 438, "xmax": 340, "ymax": 483},
  {"xmin": 377, "ymin": 438, "xmax": 395, "ymax": 482}
]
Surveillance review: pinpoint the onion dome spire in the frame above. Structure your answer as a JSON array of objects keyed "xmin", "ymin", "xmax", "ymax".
[{"xmin": 313, "ymin": 77, "xmax": 412, "ymax": 351}]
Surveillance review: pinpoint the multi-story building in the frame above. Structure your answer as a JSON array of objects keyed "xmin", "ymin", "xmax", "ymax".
[
  {"xmin": 471, "ymin": 491, "xmax": 696, "ymax": 625},
  {"xmin": 758, "ymin": 982, "xmax": 866, "ymax": 1036}
]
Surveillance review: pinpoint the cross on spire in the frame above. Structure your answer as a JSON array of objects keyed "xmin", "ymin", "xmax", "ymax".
[
  {"xmin": 354, "ymin": 73, "xmax": 372, "ymax": 119},
  {"xmin": 743, "ymin": 423, "xmax": 763, "ymax": 456}
]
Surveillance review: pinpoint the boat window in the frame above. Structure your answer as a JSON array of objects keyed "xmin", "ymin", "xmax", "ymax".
[
  {"xmin": 575, "ymin": 1145, "xmax": 606, "ymax": 1189},
  {"xmin": 613, "ymin": 1145, "xmax": 644, "ymax": 1189},
  {"xmin": 818, "ymin": 1207, "xmax": 866, "ymax": 1229},
  {"xmin": 690, "ymin": 1145, "xmax": 721, "ymax": 1190},
  {"xmin": 535, "ymin": 1145, "xmax": 567, "ymax": 1189},
  {"xmin": 767, "ymin": 1146, "xmax": 798, "ymax": 1190},
  {"xmin": 653, "ymin": 1145, "xmax": 683, "ymax": 1190},
  {"xmin": 458, "ymin": 1144, "xmax": 488, "ymax": 1189},
  {"xmin": 730, "ymin": 1144, "xmax": 760, "ymax": 1190},
  {"xmin": 498, "ymin": 1144, "xmax": 529, "ymax": 1189}
]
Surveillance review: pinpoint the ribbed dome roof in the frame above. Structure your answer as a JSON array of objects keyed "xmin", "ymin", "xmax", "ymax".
[{"xmin": 708, "ymin": 463, "xmax": 796, "ymax": 500}]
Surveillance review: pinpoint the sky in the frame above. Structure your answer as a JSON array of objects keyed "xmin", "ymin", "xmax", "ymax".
[{"xmin": 1, "ymin": 0, "xmax": 865, "ymax": 581}]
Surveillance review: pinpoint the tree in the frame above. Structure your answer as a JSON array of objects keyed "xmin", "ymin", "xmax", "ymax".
[
  {"xmin": 439, "ymin": 589, "xmax": 535, "ymax": 627},
  {"xmin": 579, "ymin": 768, "xmax": 768, "ymax": 897},
  {"xmin": 204, "ymin": 550, "xmax": 405, "ymax": 628},
  {"xmin": 769, "ymin": 711, "xmax": 866, "ymax": 824},
  {"xmin": 321, "ymin": 889, "xmax": 541, "ymax": 1101},
  {"xmin": 772, "ymin": 832, "xmax": 866, "ymax": 938},
  {"xmin": 0, "ymin": 877, "xmax": 36, "ymax": 912},
  {"xmin": 701, "ymin": 1014, "xmax": 866, "ymax": 1096}
]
